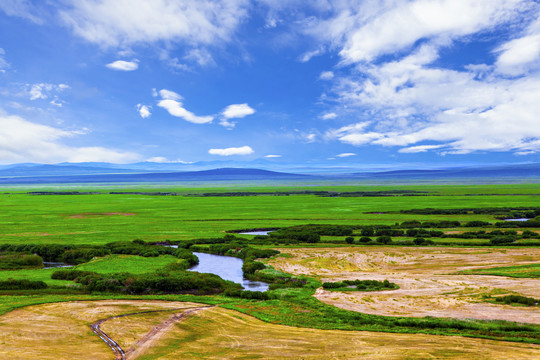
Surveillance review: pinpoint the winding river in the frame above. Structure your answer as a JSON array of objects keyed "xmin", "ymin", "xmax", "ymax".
[{"xmin": 189, "ymin": 252, "xmax": 269, "ymax": 292}]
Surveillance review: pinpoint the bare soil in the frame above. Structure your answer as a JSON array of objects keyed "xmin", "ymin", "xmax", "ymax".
[{"xmin": 269, "ymin": 246, "xmax": 540, "ymax": 324}]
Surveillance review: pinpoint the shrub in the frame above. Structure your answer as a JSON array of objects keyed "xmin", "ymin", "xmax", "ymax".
[
  {"xmin": 376, "ymin": 236, "xmax": 392, "ymax": 244},
  {"xmin": 345, "ymin": 237, "xmax": 354, "ymax": 244},
  {"xmin": 0, "ymin": 253, "xmax": 43, "ymax": 270},
  {"xmin": 0, "ymin": 279, "xmax": 47, "ymax": 290}
]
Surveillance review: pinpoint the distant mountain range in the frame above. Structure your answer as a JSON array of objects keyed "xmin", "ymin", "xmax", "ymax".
[
  {"xmin": 0, "ymin": 162, "xmax": 539, "ymax": 184},
  {"xmin": 0, "ymin": 167, "xmax": 311, "ymax": 184}
]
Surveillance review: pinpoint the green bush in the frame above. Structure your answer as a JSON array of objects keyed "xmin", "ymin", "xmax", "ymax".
[
  {"xmin": 0, "ymin": 279, "xmax": 47, "ymax": 290},
  {"xmin": 376, "ymin": 236, "xmax": 392, "ymax": 244},
  {"xmin": 0, "ymin": 253, "xmax": 43, "ymax": 270}
]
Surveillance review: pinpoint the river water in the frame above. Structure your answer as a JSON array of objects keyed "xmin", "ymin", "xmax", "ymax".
[{"xmin": 189, "ymin": 252, "xmax": 269, "ymax": 292}]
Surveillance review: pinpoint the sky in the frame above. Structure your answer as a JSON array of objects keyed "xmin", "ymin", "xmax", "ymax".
[{"xmin": 1, "ymin": 0, "xmax": 540, "ymax": 170}]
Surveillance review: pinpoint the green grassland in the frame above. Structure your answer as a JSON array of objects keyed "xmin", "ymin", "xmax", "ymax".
[
  {"xmin": 1, "ymin": 183, "xmax": 540, "ymax": 245},
  {"xmin": 460, "ymin": 263, "xmax": 540, "ymax": 278},
  {"xmin": 1, "ymin": 182, "xmax": 540, "ymax": 349},
  {"xmin": 0, "ymin": 255, "xmax": 181, "ymax": 286}
]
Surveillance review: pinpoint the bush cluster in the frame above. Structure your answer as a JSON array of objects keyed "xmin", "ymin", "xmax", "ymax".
[
  {"xmin": 0, "ymin": 279, "xmax": 47, "ymax": 290},
  {"xmin": 0, "ymin": 253, "xmax": 43, "ymax": 270},
  {"xmin": 322, "ymin": 279, "xmax": 398, "ymax": 291}
]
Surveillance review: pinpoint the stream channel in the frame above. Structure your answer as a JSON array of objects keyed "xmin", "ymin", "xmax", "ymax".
[
  {"xmin": 190, "ymin": 252, "xmax": 269, "ymax": 292},
  {"xmin": 162, "ymin": 246, "xmax": 269, "ymax": 291}
]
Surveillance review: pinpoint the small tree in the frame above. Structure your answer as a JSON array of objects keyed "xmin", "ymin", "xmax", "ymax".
[{"xmin": 345, "ymin": 236, "xmax": 354, "ymax": 244}]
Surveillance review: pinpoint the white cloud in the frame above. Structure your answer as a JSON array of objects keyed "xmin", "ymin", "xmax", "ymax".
[
  {"xmin": 59, "ymin": 0, "xmax": 249, "ymax": 48},
  {"xmin": 264, "ymin": 154, "xmax": 281, "ymax": 158},
  {"xmin": 319, "ymin": 71, "xmax": 334, "ymax": 80},
  {"xmin": 50, "ymin": 99, "xmax": 63, "ymax": 107},
  {"xmin": 321, "ymin": 112, "xmax": 337, "ymax": 120},
  {"xmin": 137, "ymin": 104, "xmax": 151, "ymax": 118},
  {"xmin": 184, "ymin": 48, "xmax": 215, "ymax": 66},
  {"xmin": 316, "ymin": 2, "xmax": 540, "ymax": 156},
  {"xmin": 209, "ymin": 146, "xmax": 254, "ymax": 156},
  {"xmin": 158, "ymin": 99, "xmax": 213, "ymax": 124},
  {"xmin": 336, "ymin": 152, "xmax": 356, "ymax": 157},
  {"xmin": 398, "ymin": 145, "xmax": 445, "ymax": 153},
  {"xmin": 307, "ymin": 0, "xmax": 525, "ymax": 64},
  {"xmin": 495, "ymin": 17, "xmax": 540, "ymax": 75},
  {"xmin": 0, "ymin": 0, "xmax": 44, "ymax": 24},
  {"xmin": 28, "ymin": 83, "xmax": 69, "ymax": 101},
  {"xmin": 299, "ymin": 48, "xmax": 323, "ymax": 62},
  {"xmin": 146, "ymin": 156, "xmax": 192, "ymax": 164},
  {"xmin": 0, "ymin": 112, "xmax": 139, "ymax": 164},
  {"xmin": 0, "ymin": 48, "xmax": 8, "ymax": 71},
  {"xmin": 159, "ymin": 89, "xmax": 182, "ymax": 101},
  {"xmin": 106, "ymin": 60, "xmax": 139, "ymax": 71},
  {"xmin": 305, "ymin": 133, "xmax": 316, "ymax": 143},
  {"xmin": 219, "ymin": 103, "xmax": 255, "ymax": 128},
  {"xmin": 222, "ymin": 103, "xmax": 255, "ymax": 119}
]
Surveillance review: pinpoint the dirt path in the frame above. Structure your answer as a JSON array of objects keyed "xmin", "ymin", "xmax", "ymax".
[
  {"xmin": 90, "ymin": 306, "xmax": 214, "ymax": 360},
  {"xmin": 268, "ymin": 246, "xmax": 540, "ymax": 324}
]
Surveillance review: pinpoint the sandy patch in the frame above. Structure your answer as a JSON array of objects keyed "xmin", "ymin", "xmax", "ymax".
[{"xmin": 269, "ymin": 246, "xmax": 540, "ymax": 324}]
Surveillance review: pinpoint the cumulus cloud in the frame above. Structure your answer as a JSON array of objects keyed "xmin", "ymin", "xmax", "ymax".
[
  {"xmin": 264, "ymin": 154, "xmax": 281, "ymax": 158},
  {"xmin": 307, "ymin": 0, "xmax": 525, "ymax": 64},
  {"xmin": 327, "ymin": 44, "xmax": 540, "ymax": 153},
  {"xmin": 0, "ymin": 112, "xmax": 139, "ymax": 163},
  {"xmin": 106, "ymin": 59, "xmax": 139, "ymax": 71},
  {"xmin": 159, "ymin": 89, "xmax": 182, "ymax": 101},
  {"xmin": 222, "ymin": 103, "xmax": 255, "ymax": 119},
  {"xmin": 156, "ymin": 89, "xmax": 213, "ymax": 124},
  {"xmin": 219, "ymin": 103, "xmax": 255, "ymax": 128},
  {"xmin": 208, "ymin": 146, "xmax": 254, "ymax": 156},
  {"xmin": 336, "ymin": 152, "xmax": 356, "ymax": 157},
  {"xmin": 158, "ymin": 100, "xmax": 213, "ymax": 124},
  {"xmin": 137, "ymin": 104, "xmax": 151, "ymax": 118},
  {"xmin": 314, "ymin": 1, "xmax": 540, "ymax": 155},
  {"xmin": 59, "ymin": 0, "xmax": 249, "ymax": 48},
  {"xmin": 495, "ymin": 17, "xmax": 540, "ymax": 75}
]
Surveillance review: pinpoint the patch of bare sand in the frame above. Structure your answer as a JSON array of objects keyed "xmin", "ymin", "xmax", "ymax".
[{"xmin": 269, "ymin": 246, "xmax": 540, "ymax": 324}]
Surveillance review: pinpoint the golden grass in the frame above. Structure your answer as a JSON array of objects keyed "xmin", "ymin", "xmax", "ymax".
[
  {"xmin": 0, "ymin": 300, "xmax": 201, "ymax": 360},
  {"xmin": 1, "ymin": 300, "xmax": 539, "ymax": 359},
  {"xmin": 137, "ymin": 307, "xmax": 540, "ymax": 359}
]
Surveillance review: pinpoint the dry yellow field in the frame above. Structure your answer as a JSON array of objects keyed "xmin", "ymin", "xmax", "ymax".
[
  {"xmin": 136, "ymin": 306, "xmax": 540, "ymax": 359},
  {"xmin": 1, "ymin": 300, "xmax": 539, "ymax": 359},
  {"xmin": 268, "ymin": 246, "xmax": 540, "ymax": 324},
  {"xmin": 0, "ymin": 300, "xmax": 201, "ymax": 360}
]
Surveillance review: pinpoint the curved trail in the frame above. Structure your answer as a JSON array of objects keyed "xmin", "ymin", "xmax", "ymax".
[{"xmin": 90, "ymin": 305, "xmax": 214, "ymax": 360}]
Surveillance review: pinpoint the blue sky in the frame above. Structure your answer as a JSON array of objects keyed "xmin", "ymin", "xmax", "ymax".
[{"xmin": 1, "ymin": 0, "xmax": 540, "ymax": 170}]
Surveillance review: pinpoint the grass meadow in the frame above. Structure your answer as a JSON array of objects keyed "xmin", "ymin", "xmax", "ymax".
[{"xmin": 0, "ymin": 182, "xmax": 539, "ymax": 358}]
